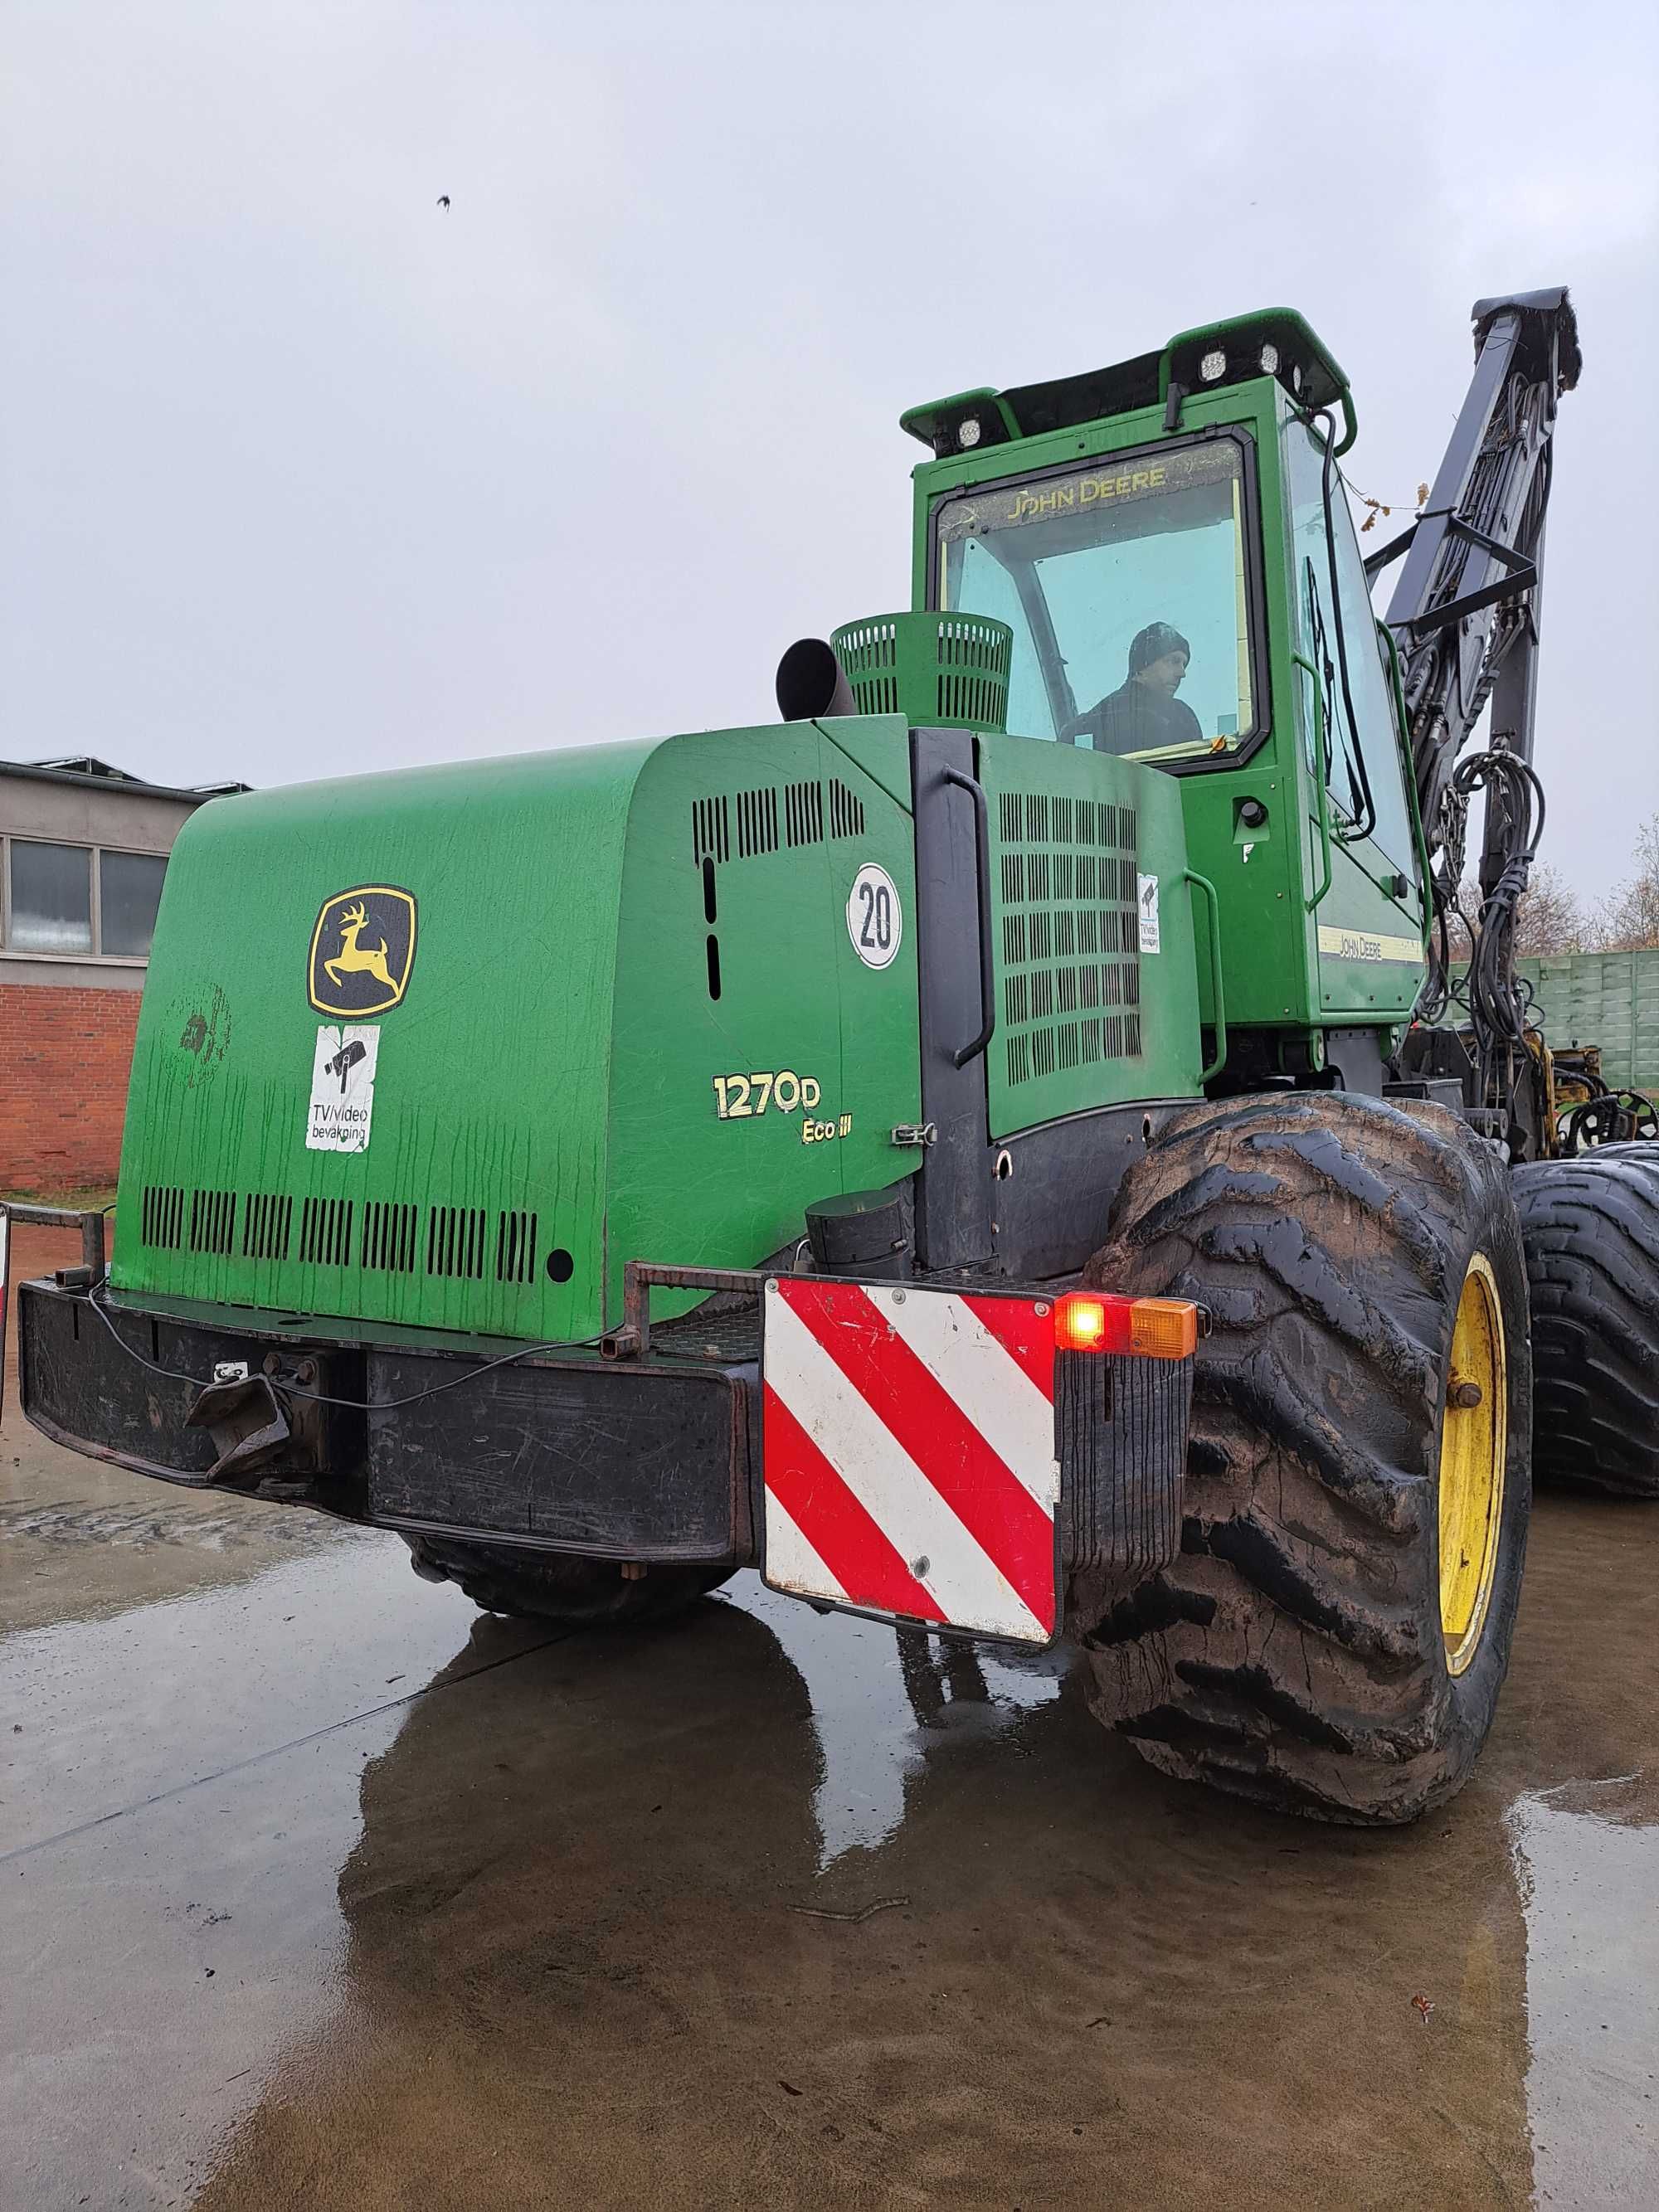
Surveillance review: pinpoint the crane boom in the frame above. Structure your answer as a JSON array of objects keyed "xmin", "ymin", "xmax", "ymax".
[
  {"xmin": 1369, "ymin": 286, "xmax": 1580, "ymax": 848},
  {"xmin": 1370, "ymin": 290, "xmax": 1583, "ymax": 1152}
]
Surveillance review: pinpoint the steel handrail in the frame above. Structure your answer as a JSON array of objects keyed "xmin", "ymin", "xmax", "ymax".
[
  {"xmin": 1293, "ymin": 648, "xmax": 1334, "ymax": 912},
  {"xmin": 1180, "ymin": 868, "xmax": 1228, "ymax": 1082}
]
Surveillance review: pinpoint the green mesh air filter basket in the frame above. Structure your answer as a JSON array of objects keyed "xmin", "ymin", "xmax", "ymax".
[{"xmin": 830, "ymin": 612, "xmax": 1012, "ymax": 732}]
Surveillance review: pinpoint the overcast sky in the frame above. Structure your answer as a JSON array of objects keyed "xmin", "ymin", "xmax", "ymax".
[{"xmin": 4, "ymin": 1, "xmax": 1655, "ymax": 893}]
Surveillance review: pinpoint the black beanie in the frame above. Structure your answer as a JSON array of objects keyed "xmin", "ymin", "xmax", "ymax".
[{"xmin": 1129, "ymin": 621, "xmax": 1191, "ymax": 674}]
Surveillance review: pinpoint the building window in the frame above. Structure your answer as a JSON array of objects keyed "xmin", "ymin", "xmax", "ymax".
[
  {"xmin": 2, "ymin": 839, "xmax": 168, "ymax": 961},
  {"xmin": 98, "ymin": 850, "xmax": 168, "ymax": 958},
  {"xmin": 9, "ymin": 840, "xmax": 94, "ymax": 955}
]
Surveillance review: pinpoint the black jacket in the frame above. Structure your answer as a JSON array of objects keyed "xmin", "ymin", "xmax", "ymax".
[{"xmin": 1067, "ymin": 681, "xmax": 1203, "ymax": 756}]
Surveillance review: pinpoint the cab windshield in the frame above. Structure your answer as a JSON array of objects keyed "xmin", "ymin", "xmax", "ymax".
[{"xmin": 934, "ymin": 435, "xmax": 1258, "ymax": 763}]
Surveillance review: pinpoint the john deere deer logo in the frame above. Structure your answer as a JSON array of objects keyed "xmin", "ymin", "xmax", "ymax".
[
  {"xmin": 326, "ymin": 903, "xmax": 396, "ymax": 992},
  {"xmin": 309, "ymin": 886, "xmax": 417, "ymax": 1017}
]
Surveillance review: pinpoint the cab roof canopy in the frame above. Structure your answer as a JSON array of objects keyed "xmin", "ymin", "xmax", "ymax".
[{"xmin": 901, "ymin": 308, "xmax": 1355, "ymax": 460}]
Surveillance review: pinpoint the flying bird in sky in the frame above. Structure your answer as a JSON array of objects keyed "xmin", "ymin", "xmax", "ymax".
[{"xmin": 436, "ymin": 194, "xmax": 450, "ymax": 208}]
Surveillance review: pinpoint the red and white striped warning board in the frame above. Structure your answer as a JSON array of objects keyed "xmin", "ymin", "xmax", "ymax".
[{"xmin": 761, "ymin": 1276, "xmax": 1059, "ymax": 1645}]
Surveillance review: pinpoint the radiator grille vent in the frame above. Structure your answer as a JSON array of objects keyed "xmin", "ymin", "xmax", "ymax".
[
  {"xmin": 829, "ymin": 778, "xmax": 865, "ymax": 839},
  {"xmin": 188, "ymin": 1188, "xmax": 236, "ymax": 1256},
  {"xmin": 696, "ymin": 777, "xmax": 867, "ymax": 874},
  {"xmin": 997, "ymin": 788, "xmax": 1141, "ymax": 1089},
  {"xmin": 736, "ymin": 786, "xmax": 780, "ymax": 859},
  {"xmin": 496, "ymin": 1209, "xmax": 539, "ymax": 1284},
  {"xmin": 692, "ymin": 795, "xmax": 730, "ymax": 865},
  {"xmin": 999, "ymin": 794, "xmax": 1137, "ymax": 851},
  {"xmin": 362, "ymin": 1200, "xmax": 418, "ymax": 1274},
  {"xmin": 141, "ymin": 1185, "xmax": 186, "ymax": 1250},
  {"xmin": 427, "ymin": 1205, "xmax": 489, "ymax": 1281},
  {"xmin": 299, "ymin": 1196, "xmax": 354, "ymax": 1267},
  {"xmin": 783, "ymin": 779, "xmax": 824, "ymax": 848},
  {"xmin": 136, "ymin": 1187, "xmax": 547, "ymax": 1293},
  {"xmin": 242, "ymin": 1194, "xmax": 293, "ymax": 1262}
]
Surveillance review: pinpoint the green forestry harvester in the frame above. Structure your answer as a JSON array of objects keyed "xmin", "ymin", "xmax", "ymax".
[{"xmin": 17, "ymin": 289, "xmax": 1659, "ymax": 1825}]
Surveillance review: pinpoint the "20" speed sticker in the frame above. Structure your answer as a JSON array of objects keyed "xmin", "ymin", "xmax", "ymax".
[{"xmin": 847, "ymin": 863, "xmax": 902, "ymax": 970}]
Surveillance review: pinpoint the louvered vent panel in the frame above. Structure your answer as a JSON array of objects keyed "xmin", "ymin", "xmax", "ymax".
[
  {"xmin": 692, "ymin": 795, "xmax": 730, "ymax": 865},
  {"xmin": 496, "ymin": 1210, "xmax": 539, "ymax": 1284},
  {"xmin": 142, "ymin": 1185, "xmax": 186, "ymax": 1250},
  {"xmin": 299, "ymin": 1196, "xmax": 354, "ymax": 1267},
  {"xmin": 188, "ymin": 1189, "xmax": 236, "ymax": 1256},
  {"xmin": 998, "ymin": 787, "xmax": 1141, "ymax": 1089},
  {"xmin": 784, "ymin": 780, "xmax": 824, "ymax": 848},
  {"xmin": 241, "ymin": 1194, "xmax": 293, "ymax": 1262},
  {"xmin": 736, "ymin": 786, "xmax": 779, "ymax": 858},
  {"xmin": 701, "ymin": 780, "xmax": 863, "ymax": 866},
  {"xmin": 427, "ymin": 1205, "xmax": 488, "ymax": 1281},
  {"xmin": 362, "ymin": 1200, "xmax": 418, "ymax": 1273},
  {"xmin": 834, "ymin": 617, "xmax": 900, "ymax": 714},
  {"xmin": 828, "ymin": 779, "xmax": 865, "ymax": 839}
]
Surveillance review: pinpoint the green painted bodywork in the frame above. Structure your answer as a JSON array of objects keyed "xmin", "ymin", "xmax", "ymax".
[
  {"xmin": 113, "ymin": 723, "xmax": 921, "ymax": 1341},
  {"xmin": 974, "ymin": 735, "xmax": 1199, "ymax": 1139},
  {"xmin": 906, "ymin": 336, "xmax": 1430, "ymax": 1077},
  {"xmin": 608, "ymin": 721, "xmax": 921, "ymax": 1304}
]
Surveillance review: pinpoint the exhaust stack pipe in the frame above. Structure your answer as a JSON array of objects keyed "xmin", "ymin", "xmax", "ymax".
[{"xmin": 776, "ymin": 637, "xmax": 857, "ymax": 722}]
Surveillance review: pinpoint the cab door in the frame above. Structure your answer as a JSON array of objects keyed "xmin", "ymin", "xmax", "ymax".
[{"xmin": 1285, "ymin": 420, "xmax": 1428, "ymax": 1023}]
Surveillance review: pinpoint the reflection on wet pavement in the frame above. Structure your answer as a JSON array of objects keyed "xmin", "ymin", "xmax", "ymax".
[
  {"xmin": 752, "ymin": 1596, "xmax": 1065, "ymax": 1867},
  {"xmin": 2, "ymin": 1536, "xmax": 545, "ymax": 2207},
  {"xmin": 3, "ymin": 1374, "xmax": 1657, "ymax": 2210},
  {"xmin": 2, "ymin": 1543, "xmax": 532, "ymax": 1855}
]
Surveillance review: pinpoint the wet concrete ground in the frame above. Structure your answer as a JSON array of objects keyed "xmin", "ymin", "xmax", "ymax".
[{"xmin": 2, "ymin": 1224, "xmax": 1656, "ymax": 2210}]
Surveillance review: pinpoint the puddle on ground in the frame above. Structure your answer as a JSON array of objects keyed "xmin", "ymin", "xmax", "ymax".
[
  {"xmin": 0, "ymin": 1535, "xmax": 501, "ymax": 2207},
  {"xmin": 731, "ymin": 1580, "xmax": 1067, "ymax": 1869},
  {"xmin": 1506, "ymin": 1773, "xmax": 1658, "ymax": 2208},
  {"xmin": 1, "ymin": 1534, "xmax": 496, "ymax": 1854},
  {"xmin": 7, "ymin": 1502, "xmax": 1658, "ymax": 2210}
]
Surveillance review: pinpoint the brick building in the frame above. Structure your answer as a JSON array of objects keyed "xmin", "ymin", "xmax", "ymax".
[{"xmin": 0, "ymin": 758, "xmax": 246, "ymax": 1194}]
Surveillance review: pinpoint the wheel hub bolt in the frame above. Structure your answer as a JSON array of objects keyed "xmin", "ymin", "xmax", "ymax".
[{"xmin": 1449, "ymin": 1380, "xmax": 1484, "ymax": 1410}]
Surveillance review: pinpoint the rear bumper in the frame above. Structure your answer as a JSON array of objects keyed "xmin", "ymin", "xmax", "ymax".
[
  {"xmin": 18, "ymin": 1272, "xmax": 1194, "ymax": 1617},
  {"xmin": 18, "ymin": 1278, "xmax": 752, "ymax": 1565}
]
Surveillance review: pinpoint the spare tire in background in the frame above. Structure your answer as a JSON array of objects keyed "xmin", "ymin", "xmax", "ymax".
[
  {"xmin": 1512, "ymin": 1141, "xmax": 1659, "ymax": 1500},
  {"xmin": 403, "ymin": 1536, "xmax": 734, "ymax": 1625},
  {"xmin": 1078, "ymin": 1092, "xmax": 1532, "ymax": 1827}
]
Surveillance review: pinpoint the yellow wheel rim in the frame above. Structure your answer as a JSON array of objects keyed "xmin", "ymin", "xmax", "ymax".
[{"xmin": 1438, "ymin": 1254, "xmax": 1508, "ymax": 1677}]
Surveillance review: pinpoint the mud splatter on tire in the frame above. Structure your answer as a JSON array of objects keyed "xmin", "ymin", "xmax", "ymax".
[{"xmin": 1079, "ymin": 1092, "xmax": 1532, "ymax": 1826}]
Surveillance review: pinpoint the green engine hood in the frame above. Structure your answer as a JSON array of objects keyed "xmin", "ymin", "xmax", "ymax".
[{"xmin": 112, "ymin": 719, "xmax": 921, "ymax": 1343}]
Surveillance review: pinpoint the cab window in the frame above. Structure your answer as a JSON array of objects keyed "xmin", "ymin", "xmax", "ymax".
[
  {"xmin": 934, "ymin": 435, "xmax": 1260, "ymax": 766},
  {"xmin": 1285, "ymin": 421, "xmax": 1418, "ymax": 882}
]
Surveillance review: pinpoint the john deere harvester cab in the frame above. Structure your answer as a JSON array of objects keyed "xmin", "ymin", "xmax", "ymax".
[
  {"xmin": 17, "ymin": 290, "xmax": 1658, "ymax": 1825},
  {"xmin": 895, "ymin": 308, "xmax": 1432, "ymax": 1108}
]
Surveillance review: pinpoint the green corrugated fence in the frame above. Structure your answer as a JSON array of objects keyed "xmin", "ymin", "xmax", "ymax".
[{"xmin": 1519, "ymin": 950, "xmax": 1659, "ymax": 1092}]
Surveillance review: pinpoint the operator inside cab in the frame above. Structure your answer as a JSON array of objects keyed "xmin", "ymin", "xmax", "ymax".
[{"xmin": 1066, "ymin": 621, "xmax": 1202, "ymax": 755}]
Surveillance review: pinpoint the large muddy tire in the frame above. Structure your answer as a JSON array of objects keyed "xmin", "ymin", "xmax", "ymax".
[
  {"xmin": 1080, "ymin": 1092, "xmax": 1532, "ymax": 1826},
  {"xmin": 403, "ymin": 1535, "xmax": 733, "ymax": 1626},
  {"xmin": 1511, "ymin": 1142, "xmax": 1659, "ymax": 1499}
]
